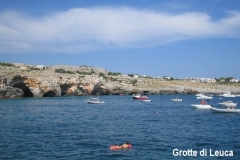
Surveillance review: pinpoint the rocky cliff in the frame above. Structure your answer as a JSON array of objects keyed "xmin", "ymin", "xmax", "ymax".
[{"xmin": 0, "ymin": 63, "xmax": 240, "ymax": 99}]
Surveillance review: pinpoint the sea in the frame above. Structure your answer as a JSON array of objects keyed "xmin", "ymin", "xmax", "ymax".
[{"xmin": 0, "ymin": 95, "xmax": 240, "ymax": 160}]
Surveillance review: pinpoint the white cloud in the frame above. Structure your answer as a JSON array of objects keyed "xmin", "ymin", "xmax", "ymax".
[{"xmin": 0, "ymin": 7, "xmax": 240, "ymax": 53}]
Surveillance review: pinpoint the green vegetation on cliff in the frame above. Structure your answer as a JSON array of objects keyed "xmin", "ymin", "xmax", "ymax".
[
  {"xmin": 55, "ymin": 69, "xmax": 75, "ymax": 74},
  {"xmin": 0, "ymin": 62, "xmax": 15, "ymax": 67},
  {"xmin": 108, "ymin": 72, "xmax": 121, "ymax": 76}
]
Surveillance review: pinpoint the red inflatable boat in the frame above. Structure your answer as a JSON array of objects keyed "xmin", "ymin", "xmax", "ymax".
[{"xmin": 110, "ymin": 144, "xmax": 132, "ymax": 150}]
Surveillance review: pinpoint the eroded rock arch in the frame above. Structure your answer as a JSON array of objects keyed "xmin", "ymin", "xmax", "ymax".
[{"xmin": 13, "ymin": 82, "xmax": 33, "ymax": 97}]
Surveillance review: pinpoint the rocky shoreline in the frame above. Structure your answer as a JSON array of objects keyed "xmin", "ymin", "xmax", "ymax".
[{"xmin": 0, "ymin": 63, "xmax": 240, "ymax": 99}]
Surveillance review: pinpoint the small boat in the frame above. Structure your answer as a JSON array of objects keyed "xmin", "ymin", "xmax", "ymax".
[
  {"xmin": 219, "ymin": 101, "xmax": 237, "ymax": 107},
  {"xmin": 210, "ymin": 107, "xmax": 240, "ymax": 113},
  {"xmin": 171, "ymin": 98, "xmax": 183, "ymax": 102},
  {"xmin": 87, "ymin": 98, "xmax": 104, "ymax": 104},
  {"xmin": 195, "ymin": 93, "xmax": 204, "ymax": 96},
  {"xmin": 196, "ymin": 94, "xmax": 213, "ymax": 99},
  {"xmin": 219, "ymin": 92, "xmax": 235, "ymax": 97},
  {"xmin": 110, "ymin": 144, "xmax": 132, "ymax": 150},
  {"xmin": 191, "ymin": 100, "xmax": 212, "ymax": 109},
  {"xmin": 132, "ymin": 94, "xmax": 150, "ymax": 100}
]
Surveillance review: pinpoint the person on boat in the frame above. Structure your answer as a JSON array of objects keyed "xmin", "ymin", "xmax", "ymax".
[
  {"xmin": 200, "ymin": 100, "xmax": 206, "ymax": 105},
  {"xmin": 119, "ymin": 142, "xmax": 132, "ymax": 149}
]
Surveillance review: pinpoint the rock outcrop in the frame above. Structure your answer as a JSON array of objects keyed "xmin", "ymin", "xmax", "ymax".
[
  {"xmin": 0, "ymin": 86, "xmax": 24, "ymax": 98},
  {"xmin": 0, "ymin": 63, "xmax": 240, "ymax": 99},
  {"xmin": 8, "ymin": 75, "xmax": 61, "ymax": 97}
]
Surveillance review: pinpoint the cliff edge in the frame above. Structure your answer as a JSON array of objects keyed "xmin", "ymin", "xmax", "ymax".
[{"xmin": 0, "ymin": 63, "xmax": 239, "ymax": 98}]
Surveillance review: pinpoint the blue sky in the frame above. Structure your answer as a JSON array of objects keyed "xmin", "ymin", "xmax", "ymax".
[{"xmin": 0, "ymin": 0, "xmax": 240, "ymax": 79}]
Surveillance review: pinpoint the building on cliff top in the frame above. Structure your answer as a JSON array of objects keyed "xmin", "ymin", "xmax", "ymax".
[{"xmin": 35, "ymin": 65, "xmax": 45, "ymax": 70}]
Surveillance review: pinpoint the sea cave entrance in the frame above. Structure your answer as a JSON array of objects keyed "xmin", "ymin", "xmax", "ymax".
[
  {"xmin": 60, "ymin": 84, "xmax": 68, "ymax": 96},
  {"xmin": 43, "ymin": 91, "xmax": 56, "ymax": 97},
  {"xmin": 13, "ymin": 82, "xmax": 33, "ymax": 97}
]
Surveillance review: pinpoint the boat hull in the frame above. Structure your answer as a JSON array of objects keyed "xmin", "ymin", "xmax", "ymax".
[
  {"xmin": 210, "ymin": 107, "xmax": 240, "ymax": 113},
  {"xmin": 219, "ymin": 103, "xmax": 237, "ymax": 107},
  {"xmin": 132, "ymin": 97, "xmax": 148, "ymax": 100},
  {"xmin": 223, "ymin": 95, "xmax": 235, "ymax": 97},
  {"xmin": 191, "ymin": 104, "xmax": 211, "ymax": 109},
  {"xmin": 196, "ymin": 97, "xmax": 213, "ymax": 99},
  {"xmin": 87, "ymin": 101, "xmax": 104, "ymax": 104}
]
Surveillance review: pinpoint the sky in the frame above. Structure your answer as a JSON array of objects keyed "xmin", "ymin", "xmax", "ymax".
[{"xmin": 0, "ymin": 0, "xmax": 240, "ymax": 79}]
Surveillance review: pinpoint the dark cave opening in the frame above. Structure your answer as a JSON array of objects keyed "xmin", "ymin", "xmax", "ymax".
[
  {"xmin": 60, "ymin": 84, "xmax": 68, "ymax": 96},
  {"xmin": 13, "ymin": 83, "xmax": 33, "ymax": 97},
  {"xmin": 42, "ymin": 91, "xmax": 56, "ymax": 97}
]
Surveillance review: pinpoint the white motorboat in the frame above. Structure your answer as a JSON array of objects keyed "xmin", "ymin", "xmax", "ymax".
[
  {"xmin": 87, "ymin": 98, "xmax": 104, "ymax": 104},
  {"xmin": 132, "ymin": 94, "xmax": 149, "ymax": 100},
  {"xmin": 195, "ymin": 93, "xmax": 204, "ymax": 96},
  {"xmin": 196, "ymin": 94, "xmax": 213, "ymax": 99},
  {"xmin": 171, "ymin": 98, "xmax": 183, "ymax": 102},
  {"xmin": 219, "ymin": 92, "xmax": 235, "ymax": 97},
  {"xmin": 191, "ymin": 100, "xmax": 212, "ymax": 109},
  {"xmin": 219, "ymin": 101, "xmax": 237, "ymax": 107},
  {"xmin": 210, "ymin": 107, "xmax": 240, "ymax": 113}
]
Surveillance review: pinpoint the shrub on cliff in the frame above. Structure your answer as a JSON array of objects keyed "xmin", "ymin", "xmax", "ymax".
[
  {"xmin": 55, "ymin": 69, "xmax": 76, "ymax": 74},
  {"xmin": 99, "ymin": 73, "xmax": 105, "ymax": 77},
  {"xmin": 131, "ymin": 79, "xmax": 138, "ymax": 86},
  {"xmin": 55, "ymin": 69, "xmax": 66, "ymax": 73},
  {"xmin": 110, "ymin": 77, "xmax": 117, "ymax": 81},
  {"xmin": 76, "ymin": 71, "xmax": 92, "ymax": 75},
  {"xmin": 91, "ymin": 70, "xmax": 96, "ymax": 74},
  {"xmin": 66, "ymin": 71, "xmax": 75, "ymax": 74},
  {"xmin": 108, "ymin": 72, "xmax": 121, "ymax": 76},
  {"xmin": 30, "ymin": 67, "xmax": 40, "ymax": 71},
  {"xmin": 0, "ymin": 62, "xmax": 15, "ymax": 67}
]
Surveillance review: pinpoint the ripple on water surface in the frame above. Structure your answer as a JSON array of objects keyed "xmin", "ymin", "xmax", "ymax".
[{"xmin": 0, "ymin": 95, "xmax": 240, "ymax": 159}]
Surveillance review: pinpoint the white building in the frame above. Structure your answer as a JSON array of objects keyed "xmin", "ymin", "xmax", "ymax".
[
  {"xmin": 35, "ymin": 65, "xmax": 45, "ymax": 70},
  {"xmin": 163, "ymin": 76, "xmax": 171, "ymax": 80},
  {"xmin": 230, "ymin": 79, "xmax": 239, "ymax": 83},
  {"xmin": 182, "ymin": 77, "xmax": 216, "ymax": 83},
  {"xmin": 133, "ymin": 75, "xmax": 139, "ymax": 78}
]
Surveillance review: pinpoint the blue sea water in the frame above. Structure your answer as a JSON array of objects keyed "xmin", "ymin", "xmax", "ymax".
[{"xmin": 0, "ymin": 95, "xmax": 240, "ymax": 159}]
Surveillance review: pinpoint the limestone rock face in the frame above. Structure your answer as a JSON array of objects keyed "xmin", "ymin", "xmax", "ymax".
[
  {"xmin": 79, "ymin": 83, "xmax": 95, "ymax": 95},
  {"xmin": 0, "ymin": 86, "xmax": 24, "ymax": 98},
  {"xmin": 7, "ymin": 75, "xmax": 61, "ymax": 97},
  {"xmin": 0, "ymin": 75, "xmax": 7, "ymax": 87},
  {"xmin": 0, "ymin": 64, "xmax": 240, "ymax": 99},
  {"xmin": 58, "ymin": 76, "xmax": 95, "ymax": 96}
]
